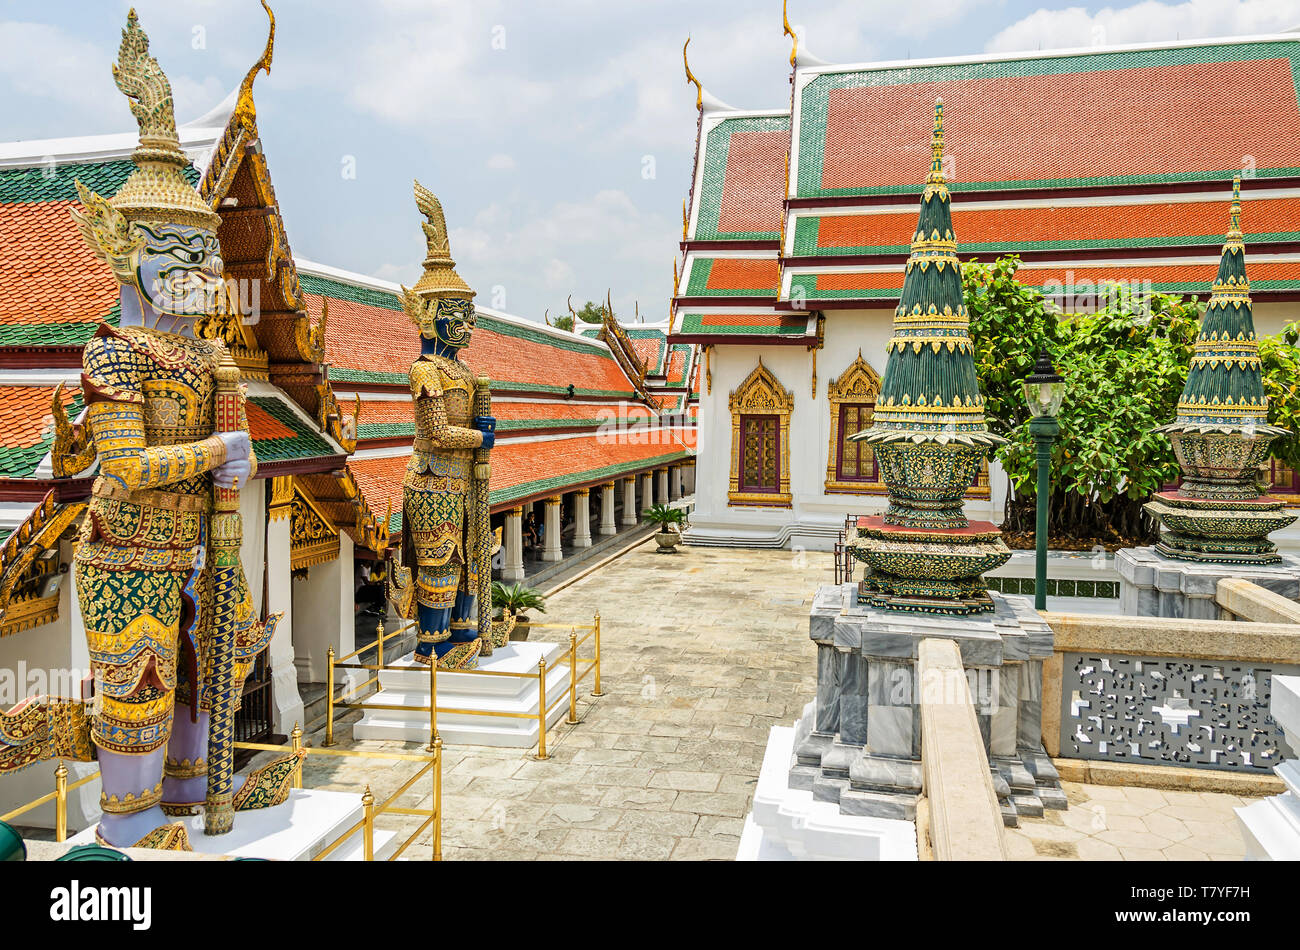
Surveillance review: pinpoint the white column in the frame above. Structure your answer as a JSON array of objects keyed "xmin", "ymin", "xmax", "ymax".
[
  {"xmin": 669, "ymin": 465, "xmax": 682, "ymax": 500},
  {"xmin": 621, "ymin": 477, "xmax": 638, "ymax": 526},
  {"xmin": 503, "ymin": 506, "xmax": 525, "ymax": 582},
  {"xmin": 264, "ymin": 507, "xmax": 304, "ymax": 732},
  {"xmin": 656, "ymin": 467, "xmax": 669, "ymax": 506},
  {"xmin": 640, "ymin": 472, "xmax": 653, "ymax": 513},
  {"xmin": 291, "ymin": 533, "xmax": 356, "ymax": 686},
  {"xmin": 599, "ymin": 482, "xmax": 617, "ymax": 536},
  {"xmin": 542, "ymin": 496, "xmax": 564, "ymax": 561},
  {"xmin": 684, "ymin": 461, "xmax": 696, "ymax": 495},
  {"xmin": 572, "ymin": 489, "xmax": 592, "ymax": 548}
]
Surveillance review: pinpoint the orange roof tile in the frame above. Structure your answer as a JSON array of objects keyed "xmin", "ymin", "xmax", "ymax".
[{"xmin": 0, "ymin": 200, "xmax": 118, "ymax": 327}]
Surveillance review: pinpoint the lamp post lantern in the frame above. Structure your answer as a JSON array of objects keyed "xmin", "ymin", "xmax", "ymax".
[{"xmin": 1024, "ymin": 350, "xmax": 1065, "ymax": 611}]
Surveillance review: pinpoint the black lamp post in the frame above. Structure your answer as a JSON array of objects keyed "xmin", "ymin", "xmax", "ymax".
[{"xmin": 1023, "ymin": 350, "xmax": 1065, "ymax": 611}]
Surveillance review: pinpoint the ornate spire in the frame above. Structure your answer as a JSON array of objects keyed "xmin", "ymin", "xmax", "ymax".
[
  {"xmin": 410, "ymin": 179, "xmax": 474, "ymax": 300},
  {"xmin": 1166, "ymin": 175, "xmax": 1275, "ymax": 433},
  {"xmin": 104, "ymin": 10, "xmax": 219, "ymax": 230},
  {"xmin": 683, "ymin": 38, "xmax": 702, "ymax": 111},
  {"xmin": 1146, "ymin": 177, "xmax": 1295, "ymax": 564},
  {"xmin": 847, "ymin": 101, "xmax": 1009, "ymax": 615}
]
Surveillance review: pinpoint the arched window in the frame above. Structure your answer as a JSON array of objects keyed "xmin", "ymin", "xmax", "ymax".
[
  {"xmin": 728, "ymin": 359, "xmax": 793, "ymax": 507},
  {"xmin": 824, "ymin": 352, "xmax": 885, "ymax": 494}
]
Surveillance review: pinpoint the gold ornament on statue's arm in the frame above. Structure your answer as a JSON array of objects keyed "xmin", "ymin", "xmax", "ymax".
[
  {"xmin": 69, "ymin": 182, "xmax": 142, "ymax": 284},
  {"xmin": 50, "ymin": 383, "xmax": 97, "ymax": 478}
]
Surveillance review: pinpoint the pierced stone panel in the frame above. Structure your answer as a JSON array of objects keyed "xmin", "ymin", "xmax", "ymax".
[{"xmin": 1061, "ymin": 652, "xmax": 1299, "ymax": 772}]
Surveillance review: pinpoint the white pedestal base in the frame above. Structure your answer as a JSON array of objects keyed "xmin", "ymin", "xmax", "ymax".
[
  {"xmin": 737, "ymin": 724, "xmax": 918, "ymax": 861},
  {"xmin": 1236, "ymin": 674, "xmax": 1300, "ymax": 860},
  {"xmin": 351, "ymin": 642, "xmax": 573, "ymax": 748},
  {"xmin": 67, "ymin": 787, "xmax": 396, "ymax": 861}
]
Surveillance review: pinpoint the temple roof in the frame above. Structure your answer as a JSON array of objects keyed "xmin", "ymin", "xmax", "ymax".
[{"xmin": 792, "ymin": 36, "xmax": 1300, "ymax": 198}]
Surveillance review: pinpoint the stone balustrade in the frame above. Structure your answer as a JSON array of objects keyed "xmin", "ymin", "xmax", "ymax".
[
  {"xmin": 917, "ymin": 637, "xmax": 1009, "ymax": 861},
  {"xmin": 1041, "ymin": 604, "xmax": 1299, "ymax": 790},
  {"xmin": 1216, "ymin": 577, "xmax": 1300, "ymax": 625}
]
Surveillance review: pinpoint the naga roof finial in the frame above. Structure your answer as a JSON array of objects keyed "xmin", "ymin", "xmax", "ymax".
[
  {"xmin": 235, "ymin": 0, "xmax": 275, "ymax": 127},
  {"xmin": 683, "ymin": 38, "xmax": 702, "ymax": 111},
  {"xmin": 783, "ymin": 0, "xmax": 798, "ymax": 68}
]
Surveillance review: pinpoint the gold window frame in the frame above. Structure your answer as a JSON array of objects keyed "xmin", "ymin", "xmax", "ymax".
[
  {"xmin": 824, "ymin": 352, "xmax": 885, "ymax": 495},
  {"xmin": 728, "ymin": 359, "xmax": 793, "ymax": 507}
]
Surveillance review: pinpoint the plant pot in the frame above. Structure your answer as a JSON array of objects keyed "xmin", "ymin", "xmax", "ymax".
[
  {"xmin": 509, "ymin": 615, "xmax": 531, "ymax": 641},
  {"xmin": 655, "ymin": 530, "xmax": 680, "ymax": 553}
]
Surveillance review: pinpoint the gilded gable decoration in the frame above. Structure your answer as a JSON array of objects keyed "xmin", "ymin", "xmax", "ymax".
[{"xmin": 825, "ymin": 351, "xmax": 884, "ymax": 495}]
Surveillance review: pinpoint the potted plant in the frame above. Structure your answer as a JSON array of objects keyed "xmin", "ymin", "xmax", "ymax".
[
  {"xmin": 643, "ymin": 504, "xmax": 687, "ymax": 553},
  {"xmin": 491, "ymin": 581, "xmax": 546, "ymax": 640}
]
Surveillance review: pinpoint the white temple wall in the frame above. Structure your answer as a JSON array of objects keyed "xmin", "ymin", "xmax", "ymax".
[
  {"xmin": 290, "ymin": 532, "xmax": 355, "ymax": 685},
  {"xmin": 688, "ymin": 312, "xmax": 1004, "ymax": 551}
]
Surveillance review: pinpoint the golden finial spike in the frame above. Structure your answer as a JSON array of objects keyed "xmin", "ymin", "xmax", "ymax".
[
  {"xmin": 567, "ymin": 294, "xmax": 577, "ymax": 319},
  {"xmin": 235, "ymin": 1, "xmax": 275, "ymax": 126},
  {"xmin": 682, "ymin": 198, "xmax": 688, "ymax": 239},
  {"xmin": 783, "ymin": 0, "xmax": 798, "ymax": 68},
  {"xmin": 927, "ymin": 98, "xmax": 945, "ymax": 185},
  {"xmin": 672, "ymin": 257, "xmax": 680, "ymax": 296},
  {"xmin": 1230, "ymin": 175, "xmax": 1242, "ymax": 235},
  {"xmin": 683, "ymin": 38, "xmax": 702, "ymax": 111}
]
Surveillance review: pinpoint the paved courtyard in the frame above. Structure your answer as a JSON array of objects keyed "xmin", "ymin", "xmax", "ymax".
[{"xmin": 304, "ymin": 542, "xmax": 1258, "ymax": 861}]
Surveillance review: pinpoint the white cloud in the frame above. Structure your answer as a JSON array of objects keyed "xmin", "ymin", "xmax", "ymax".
[
  {"xmin": 0, "ymin": 22, "xmax": 120, "ymax": 118},
  {"xmin": 486, "ymin": 153, "xmax": 516, "ymax": 171},
  {"xmin": 987, "ymin": 0, "xmax": 1300, "ymax": 54}
]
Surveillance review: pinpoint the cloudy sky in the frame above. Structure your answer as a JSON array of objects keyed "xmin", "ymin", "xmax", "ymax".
[{"xmin": 2, "ymin": 0, "xmax": 1297, "ymax": 323}]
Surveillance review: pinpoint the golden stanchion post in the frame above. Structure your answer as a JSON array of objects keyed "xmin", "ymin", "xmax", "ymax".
[
  {"xmin": 433, "ymin": 735, "xmax": 443, "ymax": 862},
  {"xmin": 291, "ymin": 722, "xmax": 304, "ymax": 789},
  {"xmin": 536, "ymin": 658, "xmax": 549, "ymax": 760},
  {"xmin": 376, "ymin": 619, "xmax": 384, "ymax": 691},
  {"xmin": 324, "ymin": 645, "xmax": 337, "ymax": 746},
  {"xmin": 54, "ymin": 760, "xmax": 67, "ymax": 843},
  {"xmin": 592, "ymin": 611, "xmax": 604, "ymax": 697},
  {"xmin": 362, "ymin": 785, "xmax": 375, "ymax": 861},
  {"xmin": 567, "ymin": 629, "xmax": 578, "ymax": 725},
  {"xmin": 425, "ymin": 656, "xmax": 439, "ymax": 752}
]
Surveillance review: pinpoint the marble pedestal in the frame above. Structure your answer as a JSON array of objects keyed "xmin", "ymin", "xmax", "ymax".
[
  {"xmin": 1116, "ymin": 546, "xmax": 1300, "ymax": 620},
  {"xmin": 792, "ymin": 584, "xmax": 1065, "ymax": 827},
  {"xmin": 66, "ymin": 787, "xmax": 397, "ymax": 861},
  {"xmin": 1236, "ymin": 675, "xmax": 1300, "ymax": 860},
  {"xmin": 351, "ymin": 642, "xmax": 572, "ymax": 747}
]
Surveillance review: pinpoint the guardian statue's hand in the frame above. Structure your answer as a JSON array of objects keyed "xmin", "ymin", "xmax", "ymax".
[
  {"xmin": 214, "ymin": 431, "xmax": 251, "ymax": 489},
  {"xmin": 473, "ymin": 416, "xmax": 496, "ymax": 450}
]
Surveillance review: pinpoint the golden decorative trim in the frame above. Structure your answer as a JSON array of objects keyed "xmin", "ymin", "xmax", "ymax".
[
  {"xmin": 728, "ymin": 358, "xmax": 793, "ymax": 508},
  {"xmin": 288, "ymin": 477, "xmax": 340, "ymax": 570},
  {"xmin": 824, "ymin": 351, "xmax": 883, "ymax": 494},
  {"xmin": 0, "ymin": 592, "xmax": 61, "ymax": 638},
  {"xmin": 101, "ymin": 781, "xmax": 164, "ymax": 815}
]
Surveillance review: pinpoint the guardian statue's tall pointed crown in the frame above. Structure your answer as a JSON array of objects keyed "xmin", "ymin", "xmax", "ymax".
[{"xmin": 411, "ymin": 179, "xmax": 475, "ymax": 300}]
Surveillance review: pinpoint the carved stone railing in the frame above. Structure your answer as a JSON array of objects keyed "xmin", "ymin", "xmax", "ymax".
[
  {"xmin": 1042, "ymin": 604, "xmax": 1299, "ymax": 788},
  {"xmin": 917, "ymin": 638, "xmax": 1008, "ymax": 861},
  {"xmin": 1216, "ymin": 577, "xmax": 1300, "ymax": 625}
]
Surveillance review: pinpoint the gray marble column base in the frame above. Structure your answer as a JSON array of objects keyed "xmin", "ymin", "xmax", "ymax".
[
  {"xmin": 1116, "ymin": 545, "xmax": 1300, "ymax": 619},
  {"xmin": 793, "ymin": 586, "xmax": 1068, "ymax": 827}
]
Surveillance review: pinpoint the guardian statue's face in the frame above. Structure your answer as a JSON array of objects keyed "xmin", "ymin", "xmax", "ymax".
[
  {"xmin": 431, "ymin": 296, "xmax": 476, "ymax": 350},
  {"xmin": 132, "ymin": 222, "xmax": 224, "ymax": 317}
]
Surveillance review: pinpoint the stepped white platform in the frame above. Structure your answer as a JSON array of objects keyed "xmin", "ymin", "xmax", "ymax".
[
  {"xmin": 67, "ymin": 787, "xmax": 397, "ymax": 861},
  {"xmin": 737, "ymin": 724, "xmax": 918, "ymax": 861},
  {"xmin": 1237, "ymin": 675, "xmax": 1300, "ymax": 860},
  {"xmin": 351, "ymin": 642, "xmax": 573, "ymax": 747}
]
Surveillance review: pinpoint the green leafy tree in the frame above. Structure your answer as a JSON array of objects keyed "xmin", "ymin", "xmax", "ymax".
[
  {"xmin": 1259, "ymin": 320, "xmax": 1300, "ymax": 475},
  {"xmin": 548, "ymin": 313, "xmax": 575, "ymax": 332},
  {"xmin": 574, "ymin": 300, "xmax": 606, "ymax": 324}
]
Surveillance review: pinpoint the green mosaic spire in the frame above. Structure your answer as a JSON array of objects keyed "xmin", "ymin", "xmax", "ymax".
[
  {"xmin": 1146, "ymin": 177, "xmax": 1296, "ymax": 564},
  {"xmin": 872, "ymin": 99, "xmax": 999, "ymax": 444},
  {"xmin": 847, "ymin": 100, "xmax": 1011, "ymax": 615},
  {"xmin": 1169, "ymin": 177, "xmax": 1277, "ymax": 432}
]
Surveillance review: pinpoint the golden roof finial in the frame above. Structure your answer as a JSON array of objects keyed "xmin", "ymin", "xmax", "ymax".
[
  {"xmin": 683, "ymin": 38, "xmax": 702, "ymax": 111},
  {"xmin": 1229, "ymin": 175, "xmax": 1243, "ymax": 238},
  {"xmin": 927, "ymin": 98, "xmax": 945, "ymax": 186},
  {"xmin": 682, "ymin": 198, "xmax": 689, "ymax": 239},
  {"xmin": 235, "ymin": 0, "xmax": 275, "ymax": 127},
  {"xmin": 411, "ymin": 179, "xmax": 473, "ymax": 299},
  {"xmin": 783, "ymin": 0, "xmax": 798, "ymax": 68}
]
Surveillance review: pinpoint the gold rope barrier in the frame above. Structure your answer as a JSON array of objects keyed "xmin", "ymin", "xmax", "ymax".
[{"xmin": 318, "ymin": 613, "xmax": 605, "ymax": 760}]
